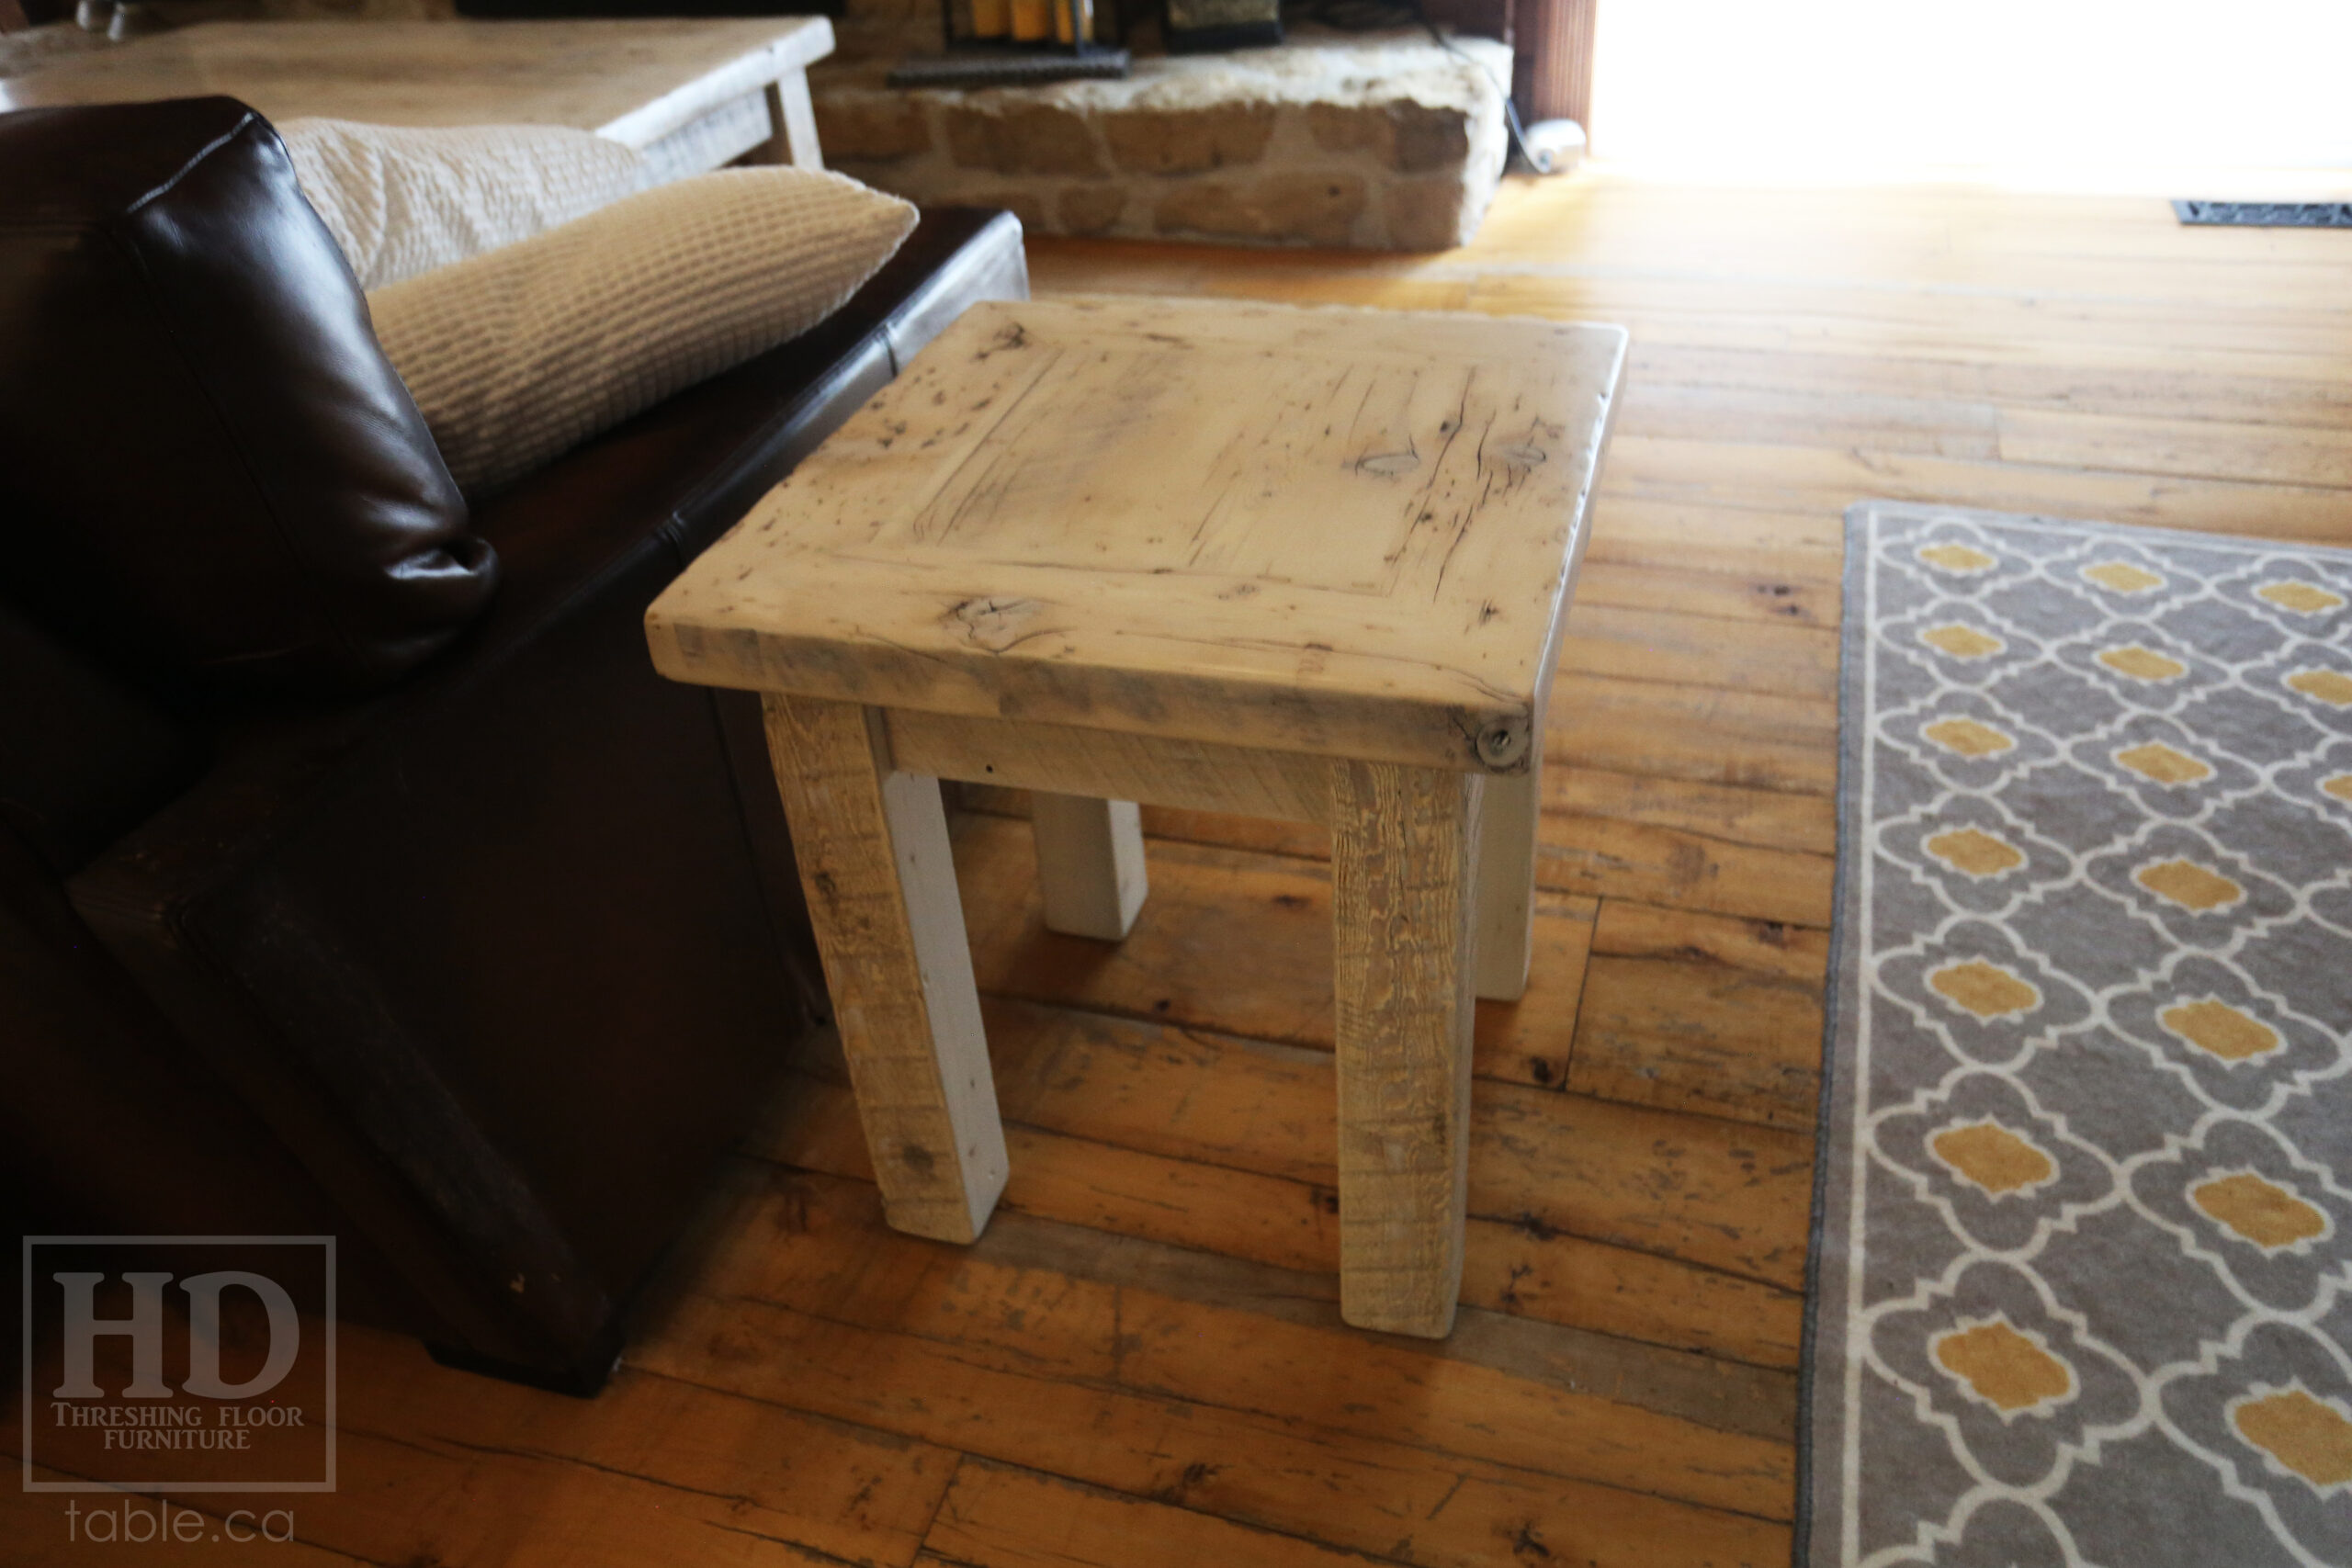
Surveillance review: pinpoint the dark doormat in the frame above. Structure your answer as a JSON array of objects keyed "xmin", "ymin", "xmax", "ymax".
[{"xmin": 2173, "ymin": 199, "xmax": 2352, "ymax": 227}]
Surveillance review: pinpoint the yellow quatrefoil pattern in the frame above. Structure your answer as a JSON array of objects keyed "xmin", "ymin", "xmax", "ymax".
[{"xmin": 1819, "ymin": 505, "xmax": 2352, "ymax": 1568}]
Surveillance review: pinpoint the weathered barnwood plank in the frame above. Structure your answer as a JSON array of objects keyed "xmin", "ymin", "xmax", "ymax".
[
  {"xmin": 1574, "ymin": 555, "xmax": 1842, "ymax": 625},
  {"xmin": 624, "ymin": 1266, "xmax": 1799, "ymax": 1568},
  {"xmin": 643, "ymin": 1170, "xmax": 1797, "ymax": 1521},
  {"xmin": 7, "ymin": 1320, "xmax": 956, "ymax": 1568},
  {"xmin": 923, "ymin": 1460, "xmax": 1381, "ymax": 1568},
  {"xmin": 1628, "ymin": 341, "xmax": 2352, "ymax": 431},
  {"xmin": 769, "ymin": 998, "xmax": 1815, "ymax": 1293},
  {"xmin": 762, "ymin": 694, "xmax": 1008, "ymax": 1244},
  {"xmin": 1547, "ymin": 676, "xmax": 1840, "ymax": 795},
  {"xmin": 1551, "ymin": 767, "xmax": 1839, "ymax": 857},
  {"xmin": 1328, "ymin": 761, "xmax": 1484, "ymax": 1337},
  {"xmin": 762, "ymin": 1066, "xmax": 1805, "ymax": 1368},
  {"xmin": 1560, "ymin": 603, "xmax": 1840, "ymax": 701},
  {"xmin": 1569, "ymin": 954, "xmax": 1826, "ymax": 1130},
  {"xmin": 1617, "ymin": 378, "xmax": 2004, "ymax": 461},
  {"xmin": 1591, "ymin": 899, "xmax": 1830, "ymax": 985},
  {"xmin": 2000, "ymin": 405, "xmax": 2352, "ymax": 489},
  {"xmin": 1581, "ymin": 497, "xmax": 1846, "ymax": 587},
  {"xmin": 1537, "ymin": 814, "xmax": 1837, "ymax": 927},
  {"xmin": 888, "ymin": 709, "xmax": 1333, "ymax": 824},
  {"xmin": 714, "ymin": 1159, "xmax": 1800, "ymax": 1440},
  {"xmin": 1595, "ymin": 432, "xmax": 2352, "ymax": 543}
]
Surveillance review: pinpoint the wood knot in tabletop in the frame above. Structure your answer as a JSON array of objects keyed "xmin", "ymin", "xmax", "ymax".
[{"xmin": 946, "ymin": 595, "xmax": 1057, "ymax": 653}]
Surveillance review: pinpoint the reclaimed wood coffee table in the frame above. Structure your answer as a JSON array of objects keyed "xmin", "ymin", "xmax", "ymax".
[
  {"xmin": 0, "ymin": 18, "xmax": 833, "ymax": 181},
  {"xmin": 649, "ymin": 297, "xmax": 1624, "ymax": 1337}
]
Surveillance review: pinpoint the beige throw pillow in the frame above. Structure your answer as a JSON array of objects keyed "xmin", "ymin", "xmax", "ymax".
[
  {"xmin": 279, "ymin": 118, "xmax": 644, "ymax": 291},
  {"xmin": 368, "ymin": 168, "xmax": 919, "ymax": 496}
]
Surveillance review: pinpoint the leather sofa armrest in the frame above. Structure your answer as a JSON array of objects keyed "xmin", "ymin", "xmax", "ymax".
[
  {"xmin": 57, "ymin": 205, "xmax": 1033, "ymax": 1384},
  {"xmin": 65, "ymin": 683, "xmax": 622, "ymax": 1372},
  {"xmin": 0, "ymin": 598, "xmax": 207, "ymax": 878},
  {"xmin": 66, "ymin": 491, "xmax": 812, "ymax": 1371}
]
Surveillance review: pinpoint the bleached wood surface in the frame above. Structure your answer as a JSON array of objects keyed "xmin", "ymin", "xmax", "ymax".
[
  {"xmin": 0, "ymin": 18, "xmax": 832, "ymax": 161},
  {"xmin": 650, "ymin": 297, "xmax": 1624, "ymax": 775}
]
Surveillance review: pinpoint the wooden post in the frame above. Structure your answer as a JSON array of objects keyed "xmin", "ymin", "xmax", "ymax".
[
  {"xmin": 1329, "ymin": 760, "xmax": 1483, "ymax": 1337},
  {"xmin": 1473, "ymin": 760, "xmax": 1540, "ymax": 1001},
  {"xmin": 758, "ymin": 73, "xmax": 824, "ymax": 169},
  {"xmin": 761, "ymin": 694, "xmax": 1006, "ymax": 1244},
  {"xmin": 1030, "ymin": 794, "xmax": 1148, "ymax": 942},
  {"xmin": 1515, "ymin": 0, "xmax": 1598, "ymax": 130}
]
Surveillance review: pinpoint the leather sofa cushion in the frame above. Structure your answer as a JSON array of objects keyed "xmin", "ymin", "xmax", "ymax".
[{"xmin": 0, "ymin": 96, "xmax": 497, "ymax": 694}]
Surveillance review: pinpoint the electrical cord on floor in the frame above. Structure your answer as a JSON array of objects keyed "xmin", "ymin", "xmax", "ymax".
[{"xmin": 1280, "ymin": 0, "xmax": 1551, "ymax": 171}]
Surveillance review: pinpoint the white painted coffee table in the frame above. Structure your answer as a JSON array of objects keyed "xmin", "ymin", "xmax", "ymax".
[
  {"xmin": 0, "ymin": 17, "xmax": 832, "ymax": 180},
  {"xmin": 649, "ymin": 297, "xmax": 1625, "ymax": 1338}
]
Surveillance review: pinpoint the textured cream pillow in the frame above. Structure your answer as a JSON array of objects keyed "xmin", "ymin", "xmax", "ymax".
[
  {"xmin": 368, "ymin": 168, "xmax": 918, "ymax": 495},
  {"xmin": 279, "ymin": 118, "xmax": 644, "ymax": 291}
]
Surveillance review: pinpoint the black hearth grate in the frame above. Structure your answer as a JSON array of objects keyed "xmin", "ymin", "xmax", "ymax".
[
  {"xmin": 888, "ymin": 51, "xmax": 1131, "ymax": 88},
  {"xmin": 2172, "ymin": 200, "xmax": 2352, "ymax": 228}
]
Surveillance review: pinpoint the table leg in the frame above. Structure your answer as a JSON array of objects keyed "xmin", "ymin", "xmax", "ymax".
[
  {"xmin": 1473, "ymin": 757, "xmax": 1541, "ymax": 1002},
  {"xmin": 1329, "ymin": 760, "xmax": 1484, "ymax": 1337},
  {"xmin": 760, "ymin": 73, "xmax": 824, "ymax": 170},
  {"xmin": 1031, "ymin": 794, "xmax": 1148, "ymax": 941},
  {"xmin": 762, "ymin": 694, "xmax": 1007, "ymax": 1243}
]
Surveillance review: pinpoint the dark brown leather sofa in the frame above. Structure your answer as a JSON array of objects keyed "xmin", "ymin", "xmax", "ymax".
[{"xmin": 0, "ymin": 96, "xmax": 1025, "ymax": 1393}]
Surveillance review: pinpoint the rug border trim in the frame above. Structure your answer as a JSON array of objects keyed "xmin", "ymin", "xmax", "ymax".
[{"xmin": 1792, "ymin": 498, "xmax": 1881, "ymax": 1568}]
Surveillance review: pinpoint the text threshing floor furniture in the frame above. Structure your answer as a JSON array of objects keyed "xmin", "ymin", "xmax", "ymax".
[{"xmin": 648, "ymin": 294, "xmax": 1626, "ymax": 1337}]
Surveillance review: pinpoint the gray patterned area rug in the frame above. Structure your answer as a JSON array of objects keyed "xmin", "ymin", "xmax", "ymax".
[{"xmin": 1801, "ymin": 502, "xmax": 2352, "ymax": 1567}]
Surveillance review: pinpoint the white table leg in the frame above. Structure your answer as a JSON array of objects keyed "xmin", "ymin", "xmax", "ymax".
[
  {"xmin": 762, "ymin": 72, "xmax": 824, "ymax": 169},
  {"xmin": 1473, "ymin": 756, "xmax": 1541, "ymax": 1002},
  {"xmin": 762, "ymin": 694, "xmax": 1005, "ymax": 1243},
  {"xmin": 1329, "ymin": 760, "xmax": 1483, "ymax": 1338},
  {"xmin": 1030, "ymin": 794, "xmax": 1148, "ymax": 942}
]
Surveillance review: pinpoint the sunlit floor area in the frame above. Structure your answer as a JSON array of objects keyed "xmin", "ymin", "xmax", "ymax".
[
  {"xmin": 1589, "ymin": 0, "xmax": 2352, "ymax": 180},
  {"xmin": 9, "ymin": 166, "xmax": 2351, "ymax": 1565}
]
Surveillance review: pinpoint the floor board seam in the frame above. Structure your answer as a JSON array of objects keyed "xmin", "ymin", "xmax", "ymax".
[{"xmin": 651, "ymin": 1292, "xmax": 1801, "ymax": 1529}]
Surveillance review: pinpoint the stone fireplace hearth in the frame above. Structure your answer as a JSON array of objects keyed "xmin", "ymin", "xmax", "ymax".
[{"xmin": 813, "ymin": 25, "xmax": 1510, "ymax": 251}]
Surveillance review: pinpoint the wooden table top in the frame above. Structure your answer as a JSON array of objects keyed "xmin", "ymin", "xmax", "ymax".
[
  {"xmin": 0, "ymin": 18, "xmax": 834, "ymax": 151},
  {"xmin": 649, "ymin": 297, "xmax": 1626, "ymax": 773}
]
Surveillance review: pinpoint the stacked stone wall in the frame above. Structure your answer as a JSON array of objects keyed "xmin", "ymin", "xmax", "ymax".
[{"xmin": 815, "ymin": 31, "xmax": 1510, "ymax": 251}]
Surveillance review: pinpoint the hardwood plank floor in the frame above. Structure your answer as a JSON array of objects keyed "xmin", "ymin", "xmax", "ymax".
[{"xmin": 13, "ymin": 170, "xmax": 2348, "ymax": 1567}]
